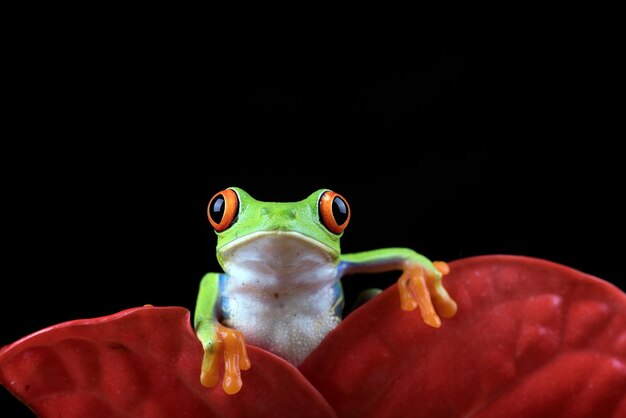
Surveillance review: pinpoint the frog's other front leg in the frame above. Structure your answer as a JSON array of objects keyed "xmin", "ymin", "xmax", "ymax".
[
  {"xmin": 194, "ymin": 273, "xmax": 250, "ymax": 395},
  {"xmin": 340, "ymin": 248, "xmax": 458, "ymax": 327}
]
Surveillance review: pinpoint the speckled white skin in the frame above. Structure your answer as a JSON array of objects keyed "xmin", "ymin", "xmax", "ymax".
[{"xmin": 220, "ymin": 231, "xmax": 341, "ymax": 366}]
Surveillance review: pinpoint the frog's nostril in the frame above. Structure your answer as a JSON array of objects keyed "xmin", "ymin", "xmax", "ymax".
[{"xmin": 287, "ymin": 209, "xmax": 297, "ymax": 219}]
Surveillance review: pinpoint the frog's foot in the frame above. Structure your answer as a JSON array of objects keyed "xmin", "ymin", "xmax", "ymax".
[
  {"xmin": 200, "ymin": 323, "xmax": 251, "ymax": 395},
  {"xmin": 397, "ymin": 260, "xmax": 457, "ymax": 328}
]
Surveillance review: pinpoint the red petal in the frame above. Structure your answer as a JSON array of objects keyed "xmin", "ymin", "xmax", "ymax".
[
  {"xmin": 300, "ymin": 255, "xmax": 626, "ymax": 418},
  {"xmin": 0, "ymin": 306, "xmax": 336, "ymax": 418}
]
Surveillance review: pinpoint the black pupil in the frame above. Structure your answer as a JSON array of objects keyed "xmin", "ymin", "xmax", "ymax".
[
  {"xmin": 332, "ymin": 196, "xmax": 349, "ymax": 225},
  {"xmin": 210, "ymin": 195, "xmax": 225, "ymax": 224}
]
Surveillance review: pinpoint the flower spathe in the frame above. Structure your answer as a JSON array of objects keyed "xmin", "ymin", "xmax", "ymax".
[{"xmin": 1, "ymin": 256, "xmax": 625, "ymax": 418}]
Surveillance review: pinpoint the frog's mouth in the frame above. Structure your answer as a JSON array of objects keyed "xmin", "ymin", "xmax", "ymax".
[{"xmin": 217, "ymin": 231, "xmax": 339, "ymax": 280}]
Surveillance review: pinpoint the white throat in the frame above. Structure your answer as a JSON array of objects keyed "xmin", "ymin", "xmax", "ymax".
[{"xmin": 220, "ymin": 231, "xmax": 338, "ymax": 290}]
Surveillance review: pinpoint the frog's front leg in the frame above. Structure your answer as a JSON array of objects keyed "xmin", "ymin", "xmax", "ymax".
[
  {"xmin": 194, "ymin": 273, "xmax": 250, "ymax": 395},
  {"xmin": 340, "ymin": 248, "xmax": 458, "ymax": 327}
]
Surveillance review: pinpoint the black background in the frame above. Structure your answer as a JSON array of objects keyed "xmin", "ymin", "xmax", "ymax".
[{"xmin": 2, "ymin": 21, "xmax": 623, "ymax": 416}]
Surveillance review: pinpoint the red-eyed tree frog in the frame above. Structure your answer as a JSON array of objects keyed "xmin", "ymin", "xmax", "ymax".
[{"xmin": 195, "ymin": 188, "xmax": 458, "ymax": 394}]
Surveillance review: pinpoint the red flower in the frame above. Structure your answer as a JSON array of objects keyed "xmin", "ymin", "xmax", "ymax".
[{"xmin": 2, "ymin": 256, "xmax": 625, "ymax": 418}]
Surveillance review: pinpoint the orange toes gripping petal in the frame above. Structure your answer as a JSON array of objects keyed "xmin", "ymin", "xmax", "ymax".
[
  {"xmin": 397, "ymin": 261, "xmax": 458, "ymax": 328},
  {"xmin": 200, "ymin": 324, "xmax": 251, "ymax": 395},
  {"xmin": 200, "ymin": 341, "xmax": 222, "ymax": 389},
  {"xmin": 397, "ymin": 265, "xmax": 442, "ymax": 328},
  {"xmin": 433, "ymin": 261, "xmax": 450, "ymax": 275}
]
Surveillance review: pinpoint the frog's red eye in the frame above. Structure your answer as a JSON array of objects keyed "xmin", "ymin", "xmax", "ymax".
[
  {"xmin": 319, "ymin": 190, "xmax": 350, "ymax": 234},
  {"xmin": 208, "ymin": 189, "xmax": 239, "ymax": 232}
]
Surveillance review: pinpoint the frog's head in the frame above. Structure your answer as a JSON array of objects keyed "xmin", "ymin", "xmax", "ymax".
[{"xmin": 207, "ymin": 187, "xmax": 350, "ymax": 269}]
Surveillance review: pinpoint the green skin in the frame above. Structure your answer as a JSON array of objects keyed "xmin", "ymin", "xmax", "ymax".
[{"xmin": 194, "ymin": 187, "xmax": 456, "ymax": 390}]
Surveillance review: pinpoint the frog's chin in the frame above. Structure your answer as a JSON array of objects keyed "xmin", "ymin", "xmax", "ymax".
[{"xmin": 217, "ymin": 230, "xmax": 339, "ymax": 270}]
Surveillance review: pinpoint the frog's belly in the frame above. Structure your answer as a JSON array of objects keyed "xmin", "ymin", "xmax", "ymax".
[
  {"xmin": 221, "ymin": 284, "xmax": 341, "ymax": 366},
  {"xmin": 219, "ymin": 231, "xmax": 343, "ymax": 365}
]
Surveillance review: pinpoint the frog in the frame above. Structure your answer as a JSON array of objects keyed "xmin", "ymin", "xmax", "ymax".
[{"xmin": 194, "ymin": 187, "xmax": 458, "ymax": 394}]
